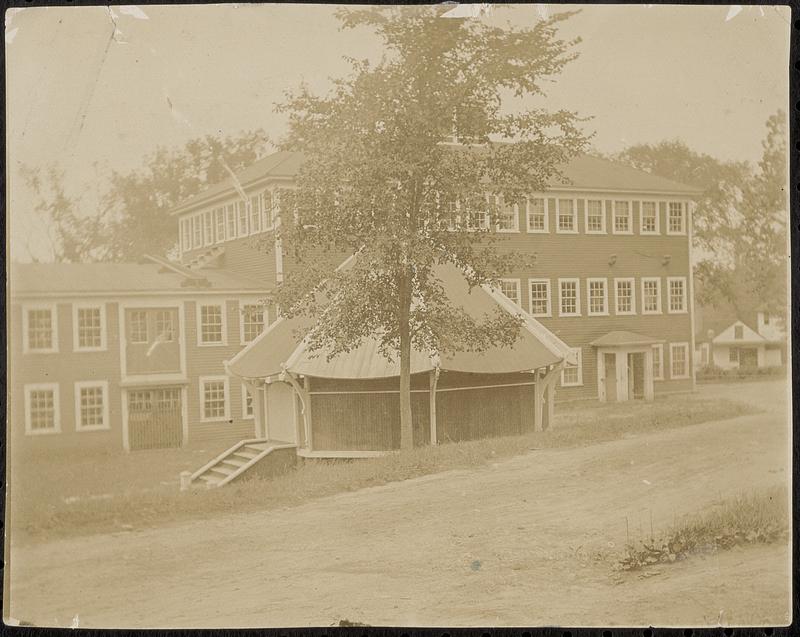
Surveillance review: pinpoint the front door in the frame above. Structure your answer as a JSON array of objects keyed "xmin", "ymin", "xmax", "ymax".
[
  {"xmin": 604, "ymin": 353, "xmax": 617, "ymax": 402},
  {"xmin": 628, "ymin": 352, "xmax": 645, "ymax": 399},
  {"xmin": 739, "ymin": 347, "xmax": 758, "ymax": 369},
  {"xmin": 128, "ymin": 388, "xmax": 183, "ymax": 450}
]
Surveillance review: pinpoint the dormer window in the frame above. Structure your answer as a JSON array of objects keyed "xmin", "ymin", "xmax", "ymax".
[
  {"xmin": 214, "ymin": 208, "xmax": 226, "ymax": 243},
  {"xmin": 236, "ymin": 201, "xmax": 249, "ymax": 238},
  {"xmin": 734, "ymin": 325, "xmax": 743, "ymax": 340},
  {"xmin": 249, "ymin": 195, "xmax": 262, "ymax": 234},
  {"xmin": 225, "ymin": 204, "xmax": 237, "ymax": 240}
]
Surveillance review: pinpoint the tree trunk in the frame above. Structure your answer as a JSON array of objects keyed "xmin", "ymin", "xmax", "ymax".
[{"xmin": 398, "ymin": 269, "xmax": 414, "ymax": 450}]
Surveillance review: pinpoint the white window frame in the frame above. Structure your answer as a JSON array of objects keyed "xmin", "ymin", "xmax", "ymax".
[
  {"xmin": 561, "ymin": 347, "xmax": 583, "ymax": 387},
  {"xmin": 236, "ymin": 201, "xmax": 249, "ymax": 238},
  {"xmin": 22, "ymin": 303, "xmax": 59, "ymax": 354},
  {"xmin": 495, "ymin": 196, "xmax": 520, "ymax": 233},
  {"xmin": 667, "ymin": 201, "xmax": 687, "ymax": 235},
  {"xmin": 670, "ymin": 342, "xmax": 690, "ymax": 379},
  {"xmin": 526, "ymin": 196, "xmax": 549, "ymax": 233},
  {"xmin": 652, "ymin": 344, "xmax": 664, "ymax": 381},
  {"xmin": 24, "ymin": 382, "xmax": 61, "ymax": 435},
  {"xmin": 558, "ymin": 278, "xmax": 581, "ymax": 317},
  {"xmin": 584, "ymin": 199, "xmax": 606, "ymax": 234},
  {"xmin": 249, "ymin": 195, "xmax": 262, "ymax": 235},
  {"xmin": 612, "ymin": 200, "xmax": 633, "ymax": 235},
  {"xmin": 639, "ymin": 200, "xmax": 660, "ymax": 235},
  {"xmin": 614, "ymin": 277, "xmax": 636, "ymax": 316},
  {"xmin": 261, "ymin": 190, "xmax": 274, "ymax": 230},
  {"xmin": 241, "ymin": 383, "xmax": 255, "ymax": 420},
  {"xmin": 180, "ymin": 218, "xmax": 192, "ymax": 252},
  {"xmin": 586, "ymin": 277, "xmax": 609, "ymax": 316},
  {"xmin": 196, "ymin": 302, "xmax": 228, "ymax": 346},
  {"xmin": 214, "ymin": 208, "xmax": 226, "ymax": 244},
  {"xmin": 239, "ymin": 301, "xmax": 267, "ymax": 345},
  {"xmin": 191, "ymin": 214, "xmax": 202, "ymax": 249},
  {"xmin": 528, "ymin": 278, "xmax": 551, "ymax": 317},
  {"xmin": 199, "ymin": 375, "xmax": 230, "ymax": 422},
  {"xmin": 667, "ymin": 276, "xmax": 688, "ymax": 314},
  {"xmin": 555, "ymin": 198, "xmax": 578, "ymax": 234},
  {"xmin": 74, "ymin": 380, "xmax": 110, "ymax": 432},
  {"xmin": 225, "ymin": 204, "xmax": 237, "ymax": 240},
  {"xmin": 498, "ymin": 278, "xmax": 522, "ymax": 307},
  {"xmin": 72, "ymin": 302, "xmax": 107, "ymax": 352},
  {"xmin": 641, "ymin": 277, "xmax": 662, "ymax": 315},
  {"xmin": 202, "ymin": 210, "xmax": 214, "ymax": 246}
]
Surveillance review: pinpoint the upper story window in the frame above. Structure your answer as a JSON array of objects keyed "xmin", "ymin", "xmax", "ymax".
[
  {"xmin": 240, "ymin": 303, "xmax": 266, "ymax": 344},
  {"xmin": 25, "ymin": 383, "xmax": 61, "ymax": 435},
  {"xmin": 236, "ymin": 201, "xmax": 249, "ymax": 238},
  {"xmin": 154, "ymin": 309, "xmax": 175, "ymax": 341},
  {"xmin": 526, "ymin": 197, "xmax": 548, "ymax": 233},
  {"xmin": 499, "ymin": 279, "xmax": 521, "ymax": 306},
  {"xmin": 529, "ymin": 279, "xmax": 551, "ymax": 317},
  {"xmin": 587, "ymin": 278, "xmax": 608, "ymax": 316},
  {"xmin": 613, "ymin": 201, "xmax": 632, "ymax": 234},
  {"xmin": 667, "ymin": 277, "xmax": 687, "ymax": 314},
  {"xmin": 466, "ymin": 199, "xmax": 490, "ymax": 231},
  {"xmin": 23, "ymin": 305, "xmax": 58, "ymax": 353},
  {"xmin": 561, "ymin": 347, "xmax": 583, "ymax": 387},
  {"xmin": 74, "ymin": 304, "xmax": 106, "ymax": 351},
  {"xmin": 198, "ymin": 303, "xmax": 226, "ymax": 346},
  {"xmin": 640, "ymin": 201, "xmax": 659, "ymax": 234},
  {"xmin": 585, "ymin": 200, "xmax": 605, "ymax": 234},
  {"xmin": 496, "ymin": 198, "xmax": 519, "ymax": 232},
  {"xmin": 180, "ymin": 218, "xmax": 191, "ymax": 252},
  {"xmin": 556, "ymin": 199, "xmax": 577, "ymax": 233},
  {"xmin": 191, "ymin": 215, "xmax": 202, "ymax": 249},
  {"xmin": 129, "ymin": 310, "xmax": 148, "ymax": 343},
  {"xmin": 249, "ymin": 195, "xmax": 262, "ymax": 234},
  {"xmin": 226, "ymin": 204, "xmax": 237, "ymax": 240},
  {"xmin": 667, "ymin": 201, "xmax": 686, "ymax": 234},
  {"xmin": 203, "ymin": 210, "xmax": 214, "ymax": 246},
  {"xmin": 214, "ymin": 208, "xmax": 226, "ymax": 243},
  {"xmin": 261, "ymin": 191, "xmax": 274, "ymax": 230},
  {"xmin": 614, "ymin": 278, "xmax": 636, "ymax": 315},
  {"xmin": 558, "ymin": 278, "xmax": 580, "ymax": 316},
  {"xmin": 642, "ymin": 277, "xmax": 662, "ymax": 314},
  {"xmin": 734, "ymin": 324, "xmax": 744, "ymax": 340}
]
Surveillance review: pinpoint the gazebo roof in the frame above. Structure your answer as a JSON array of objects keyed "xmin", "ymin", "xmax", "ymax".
[
  {"xmin": 589, "ymin": 330, "xmax": 665, "ymax": 348},
  {"xmin": 227, "ymin": 261, "xmax": 573, "ymax": 380}
]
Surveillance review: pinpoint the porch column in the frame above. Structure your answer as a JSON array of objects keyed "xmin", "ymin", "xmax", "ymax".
[
  {"xmin": 643, "ymin": 349, "xmax": 654, "ymax": 402},
  {"xmin": 429, "ymin": 369, "xmax": 439, "ymax": 445},
  {"xmin": 597, "ymin": 350, "xmax": 606, "ymax": 402},
  {"xmin": 616, "ymin": 351, "xmax": 628, "ymax": 402},
  {"xmin": 533, "ymin": 368, "xmax": 544, "ymax": 432},
  {"xmin": 250, "ymin": 381, "xmax": 265, "ymax": 439},
  {"xmin": 545, "ymin": 376, "xmax": 556, "ymax": 429},
  {"xmin": 303, "ymin": 375, "xmax": 314, "ymax": 451}
]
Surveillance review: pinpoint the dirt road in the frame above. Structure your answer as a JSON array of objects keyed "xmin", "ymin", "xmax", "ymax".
[{"xmin": 7, "ymin": 380, "xmax": 791, "ymax": 628}]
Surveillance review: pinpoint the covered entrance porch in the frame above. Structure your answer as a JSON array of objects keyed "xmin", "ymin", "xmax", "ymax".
[{"xmin": 591, "ymin": 331, "xmax": 663, "ymax": 403}]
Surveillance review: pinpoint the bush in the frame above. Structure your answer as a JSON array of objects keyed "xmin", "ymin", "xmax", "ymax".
[{"xmin": 697, "ymin": 364, "xmax": 786, "ymax": 382}]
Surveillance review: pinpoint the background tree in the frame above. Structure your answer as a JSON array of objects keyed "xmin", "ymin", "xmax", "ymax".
[
  {"xmin": 275, "ymin": 6, "xmax": 590, "ymax": 449},
  {"xmin": 21, "ymin": 130, "xmax": 269, "ymax": 262}
]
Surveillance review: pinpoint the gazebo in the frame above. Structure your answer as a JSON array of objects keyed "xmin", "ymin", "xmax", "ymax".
[{"xmin": 226, "ymin": 263, "xmax": 575, "ymax": 457}]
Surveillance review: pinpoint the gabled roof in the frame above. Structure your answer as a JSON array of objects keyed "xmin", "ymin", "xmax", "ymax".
[
  {"xmin": 589, "ymin": 330, "xmax": 664, "ymax": 348},
  {"xmin": 10, "ymin": 261, "xmax": 271, "ymax": 298},
  {"xmin": 227, "ymin": 261, "xmax": 571, "ymax": 380},
  {"xmin": 171, "ymin": 148, "xmax": 702, "ymax": 216}
]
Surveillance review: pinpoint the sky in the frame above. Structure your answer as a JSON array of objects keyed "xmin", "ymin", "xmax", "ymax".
[{"xmin": 6, "ymin": 3, "xmax": 790, "ymax": 261}]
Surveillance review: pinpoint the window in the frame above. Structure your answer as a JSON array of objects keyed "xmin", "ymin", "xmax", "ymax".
[
  {"xmin": 261, "ymin": 190, "xmax": 274, "ymax": 229},
  {"xmin": 641, "ymin": 278, "xmax": 662, "ymax": 314},
  {"xmin": 180, "ymin": 218, "xmax": 191, "ymax": 252},
  {"xmin": 198, "ymin": 303, "xmax": 226, "ymax": 345},
  {"xmin": 667, "ymin": 201, "xmax": 686, "ymax": 234},
  {"xmin": 585, "ymin": 200, "xmax": 605, "ymax": 233},
  {"xmin": 242, "ymin": 384, "xmax": 255, "ymax": 419},
  {"xmin": 214, "ymin": 208, "xmax": 226, "ymax": 243},
  {"xmin": 556, "ymin": 199, "xmax": 577, "ymax": 233},
  {"xmin": 226, "ymin": 204, "xmax": 237, "ymax": 240},
  {"xmin": 24, "ymin": 383, "xmax": 60, "ymax": 435},
  {"xmin": 23, "ymin": 305, "xmax": 58, "ymax": 353},
  {"xmin": 528, "ymin": 279, "xmax": 551, "ymax": 317},
  {"xmin": 729, "ymin": 347, "xmax": 739, "ymax": 363},
  {"xmin": 200, "ymin": 376, "xmax": 229, "ymax": 421},
  {"xmin": 587, "ymin": 278, "xmax": 608, "ymax": 316},
  {"xmin": 734, "ymin": 325, "xmax": 744, "ymax": 340},
  {"xmin": 667, "ymin": 277, "xmax": 687, "ymax": 313},
  {"xmin": 154, "ymin": 310, "xmax": 175, "ymax": 342},
  {"xmin": 561, "ymin": 348, "xmax": 583, "ymax": 387},
  {"xmin": 763, "ymin": 313, "xmax": 770, "ymax": 325},
  {"xmin": 192, "ymin": 214, "xmax": 202, "ymax": 249},
  {"xmin": 558, "ymin": 279, "xmax": 581, "ymax": 316},
  {"xmin": 614, "ymin": 278, "xmax": 636, "ymax": 315},
  {"xmin": 237, "ymin": 201, "xmax": 249, "ymax": 238},
  {"xmin": 74, "ymin": 381, "xmax": 109, "ymax": 431},
  {"xmin": 496, "ymin": 198, "xmax": 519, "ymax": 232},
  {"xmin": 652, "ymin": 344, "xmax": 664, "ymax": 381},
  {"xmin": 526, "ymin": 197, "xmax": 548, "ymax": 233},
  {"xmin": 129, "ymin": 310, "xmax": 148, "ymax": 343},
  {"xmin": 74, "ymin": 304, "xmax": 106, "ymax": 351},
  {"xmin": 670, "ymin": 342, "xmax": 690, "ymax": 379},
  {"xmin": 240, "ymin": 303, "xmax": 266, "ymax": 344},
  {"xmin": 640, "ymin": 201, "xmax": 659, "ymax": 234},
  {"xmin": 613, "ymin": 200, "xmax": 632, "ymax": 234},
  {"xmin": 499, "ymin": 279, "xmax": 521, "ymax": 306},
  {"xmin": 128, "ymin": 390, "xmax": 152, "ymax": 412},
  {"xmin": 250, "ymin": 195, "xmax": 262, "ymax": 234},
  {"xmin": 203, "ymin": 210, "xmax": 213, "ymax": 246},
  {"xmin": 466, "ymin": 198, "xmax": 489, "ymax": 231}
]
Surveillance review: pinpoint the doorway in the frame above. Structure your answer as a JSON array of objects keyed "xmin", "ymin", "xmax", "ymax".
[
  {"xmin": 627, "ymin": 352, "xmax": 645, "ymax": 400},
  {"xmin": 127, "ymin": 387, "xmax": 183, "ymax": 450},
  {"xmin": 604, "ymin": 353, "xmax": 617, "ymax": 402}
]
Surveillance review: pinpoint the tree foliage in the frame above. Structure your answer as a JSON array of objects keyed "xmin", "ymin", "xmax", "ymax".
[{"xmin": 275, "ymin": 6, "xmax": 590, "ymax": 448}]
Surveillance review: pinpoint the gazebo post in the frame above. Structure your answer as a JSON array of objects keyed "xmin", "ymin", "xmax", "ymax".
[
  {"xmin": 533, "ymin": 368, "xmax": 544, "ymax": 432},
  {"xmin": 303, "ymin": 375, "xmax": 314, "ymax": 451},
  {"xmin": 429, "ymin": 368, "xmax": 440, "ymax": 445}
]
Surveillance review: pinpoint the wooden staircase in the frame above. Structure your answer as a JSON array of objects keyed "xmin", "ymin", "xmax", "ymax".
[{"xmin": 185, "ymin": 438, "xmax": 296, "ymax": 488}]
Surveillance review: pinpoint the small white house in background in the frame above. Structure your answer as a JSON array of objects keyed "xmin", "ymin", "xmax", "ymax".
[{"xmin": 695, "ymin": 310, "xmax": 786, "ymax": 371}]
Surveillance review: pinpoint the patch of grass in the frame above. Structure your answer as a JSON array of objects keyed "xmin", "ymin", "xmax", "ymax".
[
  {"xmin": 11, "ymin": 395, "xmax": 758, "ymax": 543},
  {"xmin": 617, "ymin": 486, "xmax": 789, "ymax": 571}
]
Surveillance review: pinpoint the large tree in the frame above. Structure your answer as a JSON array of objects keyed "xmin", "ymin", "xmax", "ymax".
[
  {"xmin": 21, "ymin": 130, "xmax": 269, "ymax": 262},
  {"xmin": 275, "ymin": 6, "xmax": 590, "ymax": 449}
]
